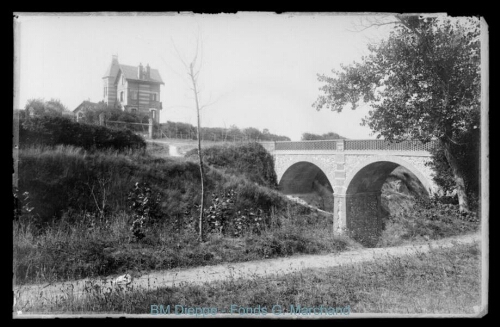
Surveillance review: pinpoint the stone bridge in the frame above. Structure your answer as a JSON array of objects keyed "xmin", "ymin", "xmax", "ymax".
[{"xmin": 260, "ymin": 139, "xmax": 438, "ymax": 246}]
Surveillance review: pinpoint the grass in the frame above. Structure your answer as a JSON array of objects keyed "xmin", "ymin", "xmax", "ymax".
[
  {"xmin": 146, "ymin": 142, "xmax": 170, "ymax": 158},
  {"xmin": 13, "ymin": 208, "xmax": 352, "ymax": 286},
  {"xmin": 14, "ymin": 242, "xmax": 482, "ymax": 315}
]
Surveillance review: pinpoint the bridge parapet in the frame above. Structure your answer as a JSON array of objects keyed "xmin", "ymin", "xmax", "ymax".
[{"xmin": 275, "ymin": 139, "xmax": 437, "ymax": 152}]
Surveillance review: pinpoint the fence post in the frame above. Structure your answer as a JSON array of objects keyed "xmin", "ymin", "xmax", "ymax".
[
  {"xmin": 148, "ymin": 118, "xmax": 153, "ymax": 139},
  {"xmin": 337, "ymin": 139, "xmax": 345, "ymax": 151}
]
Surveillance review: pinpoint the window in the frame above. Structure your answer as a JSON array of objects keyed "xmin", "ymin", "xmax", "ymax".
[
  {"xmin": 120, "ymin": 91, "xmax": 124, "ymax": 102},
  {"xmin": 122, "ymin": 76, "xmax": 125, "ymax": 85},
  {"xmin": 150, "ymin": 93, "xmax": 157, "ymax": 102},
  {"xmin": 150, "ymin": 109, "xmax": 156, "ymax": 119},
  {"xmin": 132, "ymin": 91, "xmax": 138, "ymax": 100}
]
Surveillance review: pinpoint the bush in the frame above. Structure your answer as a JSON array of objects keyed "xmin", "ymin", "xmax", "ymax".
[
  {"xmin": 127, "ymin": 182, "xmax": 163, "ymax": 240},
  {"xmin": 377, "ymin": 196, "xmax": 479, "ymax": 247},
  {"xmin": 17, "ymin": 145, "xmax": 294, "ymax": 226},
  {"xmin": 19, "ymin": 115, "xmax": 146, "ymax": 152},
  {"xmin": 186, "ymin": 142, "xmax": 278, "ymax": 188}
]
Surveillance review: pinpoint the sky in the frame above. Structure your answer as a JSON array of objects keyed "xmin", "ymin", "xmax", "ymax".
[{"xmin": 14, "ymin": 12, "xmax": 398, "ymax": 141}]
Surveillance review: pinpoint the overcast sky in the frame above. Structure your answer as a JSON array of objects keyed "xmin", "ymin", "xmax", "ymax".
[{"xmin": 14, "ymin": 12, "xmax": 399, "ymax": 141}]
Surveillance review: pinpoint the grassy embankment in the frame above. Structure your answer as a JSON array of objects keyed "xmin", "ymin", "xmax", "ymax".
[
  {"xmin": 15, "ymin": 241, "xmax": 482, "ymax": 314},
  {"xmin": 14, "ymin": 143, "xmax": 350, "ymax": 286},
  {"xmin": 14, "ymin": 142, "xmax": 480, "ymax": 287}
]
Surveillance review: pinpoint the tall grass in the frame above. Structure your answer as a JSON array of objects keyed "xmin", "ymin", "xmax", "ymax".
[
  {"xmin": 14, "ymin": 206, "xmax": 349, "ymax": 286},
  {"xmin": 14, "ymin": 144, "xmax": 351, "ymax": 285}
]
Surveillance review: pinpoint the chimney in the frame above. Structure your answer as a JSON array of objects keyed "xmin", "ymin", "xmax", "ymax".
[
  {"xmin": 138, "ymin": 63, "xmax": 143, "ymax": 79},
  {"xmin": 146, "ymin": 64, "xmax": 151, "ymax": 79},
  {"xmin": 112, "ymin": 54, "xmax": 119, "ymax": 63}
]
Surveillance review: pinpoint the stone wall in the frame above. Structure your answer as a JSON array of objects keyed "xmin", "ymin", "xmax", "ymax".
[
  {"xmin": 274, "ymin": 149, "xmax": 438, "ymax": 246},
  {"xmin": 345, "ymin": 192, "xmax": 382, "ymax": 247}
]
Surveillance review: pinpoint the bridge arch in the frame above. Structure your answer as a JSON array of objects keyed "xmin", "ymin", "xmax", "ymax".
[
  {"xmin": 343, "ymin": 155, "xmax": 434, "ymax": 196},
  {"xmin": 334, "ymin": 155, "xmax": 434, "ymax": 247},
  {"xmin": 278, "ymin": 161, "xmax": 334, "ymax": 211}
]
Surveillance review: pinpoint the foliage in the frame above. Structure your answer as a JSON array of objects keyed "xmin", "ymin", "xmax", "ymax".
[
  {"xmin": 17, "ymin": 144, "xmax": 288, "ymax": 225},
  {"xmin": 19, "ymin": 115, "xmax": 146, "ymax": 152},
  {"xmin": 314, "ymin": 16, "xmax": 480, "ymax": 143},
  {"xmin": 162, "ymin": 121, "xmax": 291, "ymax": 142},
  {"xmin": 13, "ymin": 192, "xmax": 343, "ymax": 285},
  {"xmin": 301, "ymin": 132, "xmax": 346, "ymax": 140},
  {"xmin": 426, "ymin": 127, "xmax": 480, "ymax": 201},
  {"xmin": 313, "ymin": 15, "xmax": 481, "ymax": 211},
  {"xmin": 24, "ymin": 98, "xmax": 70, "ymax": 117},
  {"xmin": 378, "ymin": 196, "xmax": 479, "ymax": 247},
  {"xmin": 127, "ymin": 182, "xmax": 164, "ymax": 240},
  {"xmin": 185, "ymin": 142, "xmax": 278, "ymax": 188},
  {"xmin": 200, "ymin": 189, "xmax": 266, "ymax": 237}
]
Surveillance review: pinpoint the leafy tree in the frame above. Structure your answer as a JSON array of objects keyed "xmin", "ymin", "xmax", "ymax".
[
  {"xmin": 45, "ymin": 98, "xmax": 69, "ymax": 114},
  {"xmin": 302, "ymin": 132, "xmax": 346, "ymax": 140},
  {"xmin": 24, "ymin": 98, "xmax": 69, "ymax": 117},
  {"xmin": 243, "ymin": 127, "xmax": 261, "ymax": 141},
  {"xmin": 161, "ymin": 121, "xmax": 290, "ymax": 142},
  {"xmin": 313, "ymin": 15, "xmax": 481, "ymax": 212}
]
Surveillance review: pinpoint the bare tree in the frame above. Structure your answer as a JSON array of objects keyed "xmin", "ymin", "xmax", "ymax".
[{"xmin": 169, "ymin": 35, "xmax": 208, "ymax": 242}]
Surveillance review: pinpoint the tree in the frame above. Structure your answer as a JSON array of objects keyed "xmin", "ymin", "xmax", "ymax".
[
  {"xmin": 45, "ymin": 98, "xmax": 69, "ymax": 114},
  {"xmin": 25, "ymin": 98, "xmax": 68, "ymax": 117},
  {"xmin": 313, "ymin": 15, "xmax": 481, "ymax": 212},
  {"xmin": 170, "ymin": 36, "xmax": 210, "ymax": 242},
  {"xmin": 301, "ymin": 132, "xmax": 346, "ymax": 140}
]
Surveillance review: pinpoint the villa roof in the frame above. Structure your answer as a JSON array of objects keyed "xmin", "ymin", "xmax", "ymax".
[{"xmin": 118, "ymin": 64, "xmax": 164, "ymax": 84}]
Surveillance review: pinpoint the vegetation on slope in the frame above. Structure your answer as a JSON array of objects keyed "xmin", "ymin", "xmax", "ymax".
[
  {"xmin": 13, "ymin": 141, "xmax": 480, "ymax": 286},
  {"xmin": 19, "ymin": 115, "xmax": 146, "ymax": 152},
  {"xmin": 14, "ymin": 144, "xmax": 352, "ymax": 285},
  {"xmin": 185, "ymin": 142, "xmax": 278, "ymax": 188}
]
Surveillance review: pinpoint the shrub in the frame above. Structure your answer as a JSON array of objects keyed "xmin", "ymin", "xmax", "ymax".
[
  {"xmin": 127, "ymin": 182, "xmax": 163, "ymax": 240},
  {"xmin": 185, "ymin": 142, "xmax": 278, "ymax": 188},
  {"xmin": 378, "ymin": 196, "xmax": 479, "ymax": 247},
  {"xmin": 19, "ymin": 115, "xmax": 146, "ymax": 152}
]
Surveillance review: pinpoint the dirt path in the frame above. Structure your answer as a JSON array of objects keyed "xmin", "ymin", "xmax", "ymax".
[{"xmin": 14, "ymin": 233, "xmax": 481, "ymax": 308}]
